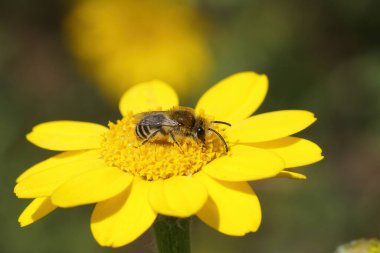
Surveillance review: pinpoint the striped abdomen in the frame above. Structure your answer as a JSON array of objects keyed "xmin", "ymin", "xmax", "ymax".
[{"xmin": 135, "ymin": 123, "xmax": 158, "ymax": 140}]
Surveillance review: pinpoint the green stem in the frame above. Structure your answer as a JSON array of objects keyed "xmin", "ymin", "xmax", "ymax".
[{"xmin": 153, "ymin": 216, "xmax": 191, "ymax": 253}]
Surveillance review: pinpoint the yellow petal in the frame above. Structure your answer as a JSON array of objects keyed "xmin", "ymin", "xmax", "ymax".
[
  {"xmin": 195, "ymin": 172, "xmax": 261, "ymax": 235},
  {"xmin": 15, "ymin": 150, "xmax": 106, "ymax": 198},
  {"xmin": 119, "ymin": 80, "xmax": 179, "ymax": 116},
  {"xmin": 227, "ymin": 110, "xmax": 316, "ymax": 143},
  {"xmin": 250, "ymin": 137, "xmax": 323, "ymax": 168},
  {"xmin": 91, "ymin": 178, "xmax": 156, "ymax": 247},
  {"xmin": 203, "ymin": 145, "xmax": 284, "ymax": 181},
  {"xmin": 26, "ymin": 121, "xmax": 108, "ymax": 151},
  {"xmin": 277, "ymin": 171, "xmax": 307, "ymax": 180},
  {"xmin": 195, "ymin": 72, "xmax": 268, "ymax": 123},
  {"xmin": 148, "ymin": 176, "xmax": 208, "ymax": 218},
  {"xmin": 17, "ymin": 150, "xmax": 89, "ymax": 182},
  {"xmin": 52, "ymin": 167, "xmax": 133, "ymax": 207},
  {"xmin": 18, "ymin": 197, "xmax": 57, "ymax": 227}
]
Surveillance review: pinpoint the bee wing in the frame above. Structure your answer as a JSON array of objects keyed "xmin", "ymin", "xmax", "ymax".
[
  {"xmin": 133, "ymin": 112, "xmax": 180, "ymax": 127},
  {"xmin": 133, "ymin": 111, "xmax": 155, "ymax": 122}
]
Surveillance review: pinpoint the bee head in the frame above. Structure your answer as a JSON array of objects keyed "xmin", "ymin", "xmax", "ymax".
[
  {"xmin": 192, "ymin": 118, "xmax": 206, "ymax": 142},
  {"xmin": 192, "ymin": 117, "xmax": 231, "ymax": 152}
]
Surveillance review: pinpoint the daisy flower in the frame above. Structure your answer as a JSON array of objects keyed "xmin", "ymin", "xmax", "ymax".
[{"xmin": 15, "ymin": 72, "xmax": 323, "ymax": 247}]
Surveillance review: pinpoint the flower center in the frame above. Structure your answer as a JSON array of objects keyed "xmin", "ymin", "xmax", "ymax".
[{"xmin": 100, "ymin": 112, "xmax": 227, "ymax": 181}]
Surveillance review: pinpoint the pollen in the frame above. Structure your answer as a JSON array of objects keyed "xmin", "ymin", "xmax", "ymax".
[{"xmin": 100, "ymin": 112, "xmax": 227, "ymax": 181}]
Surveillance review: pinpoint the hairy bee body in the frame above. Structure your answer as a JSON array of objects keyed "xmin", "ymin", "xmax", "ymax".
[
  {"xmin": 134, "ymin": 113, "xmax": 167, "ymax": 140},
  {"xmin": 134, "ymin": 106, "xmax": 230, "ymax": 151}
]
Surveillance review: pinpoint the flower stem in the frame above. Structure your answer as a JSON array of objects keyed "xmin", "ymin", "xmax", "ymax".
[{"xmin": 153, "ymin": 216, "xmax": 191, "ymax": 253}]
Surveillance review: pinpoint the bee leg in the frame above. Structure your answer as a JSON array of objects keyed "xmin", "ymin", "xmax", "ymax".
[
  {"xmin": 169, "ymin": 131, "xmax": 184, "ymax": 152},
  {"xmin": 139, "ymin": 129, "xmax": 161, "ymax": 146}
]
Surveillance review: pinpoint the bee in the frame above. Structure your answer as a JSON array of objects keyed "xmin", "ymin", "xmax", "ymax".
[{"xmin": 134, "ymin": 106, "xmax": 231, "ymax": 152}]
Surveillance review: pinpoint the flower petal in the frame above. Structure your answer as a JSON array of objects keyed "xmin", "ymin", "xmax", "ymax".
[
  {"xmin": 119, "ymin": 80, "xmax": 179, "ymax": 116},
  {"xmin": 26, "ymin": 121, "xmax": 108, "ymax": 151},
  {"xmin": 195, "ymin": 172, "xmax": 261, "ymax": 235},
  {"xmin": 15, "ymin": 150, "xmax": 106, "ymax": 198},
  {"xmin": 203, "ymin": 145, "xmax": 284, "ymax": 182},
  {"xmin": 195, "ymin": 72, "xmax": 268, "ymax": 123},
  {"xmin": 226, "ymin": 110, "xmax": 316, "ymax": 143},
  {"xmin": 18, "ymin": 197, "xmax": 57, "ymax": 227},
  {"xmin": 52, "ymin": 167, "xmax": 133, "ymax": 207},
  {"xmin": 17, "ymin": 151, "xmax": 89, "ymax": 182},
  {"xmin": 148, "ymin": 176, "xmax": 208, "ymax": 217},
  {"xmin": 277, "ymin": 171, "xmax": 307, "ymax": 180},
  {"xmin": 91, "ymin": 178, "xmax": 156, "ymax": 247},
  {"xmin": 250, "ymin": 137, "xmax": 323, "ymax": 168}
]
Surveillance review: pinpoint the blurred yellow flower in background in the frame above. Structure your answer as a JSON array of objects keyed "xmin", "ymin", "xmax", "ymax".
[
  {"xmin": 14, "ymin": 72, "xmax": 323, "ymax": 247},
  {"xmin": 65, "ymin": 0, "xmax": 213, "ymax": 102}
]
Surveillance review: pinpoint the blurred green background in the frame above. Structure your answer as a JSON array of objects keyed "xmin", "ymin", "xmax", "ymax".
[{"xmin": 1, "ymin": 0, "xmax": 379, "ymax": 252}]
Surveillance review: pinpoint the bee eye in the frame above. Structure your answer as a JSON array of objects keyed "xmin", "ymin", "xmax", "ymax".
[{"xmin": 197, "ymin": 127, "xmax": 205, "ymax": 140}]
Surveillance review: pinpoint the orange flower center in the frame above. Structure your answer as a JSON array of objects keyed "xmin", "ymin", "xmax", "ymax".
[{"xmin": 100, "ymin": 112, "xmax": 227, "ymax": 180}]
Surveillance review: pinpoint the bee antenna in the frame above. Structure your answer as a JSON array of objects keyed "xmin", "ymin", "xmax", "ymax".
[
  {"xmin": 208, "ymin": 128, "xmax": 229, "ymax": 153},
  {"xmin": 211, "ymin": 121, "xmax": 232, "ymax": 127}
]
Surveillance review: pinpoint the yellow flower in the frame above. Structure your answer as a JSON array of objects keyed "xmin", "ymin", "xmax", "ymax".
[
  {"xmin": 15, "ymin": 72, "xmax": 323, "ymax": 247},
  {"xmin": 65, "ymin": 0, "xmax": 213, "ymax": 102}
]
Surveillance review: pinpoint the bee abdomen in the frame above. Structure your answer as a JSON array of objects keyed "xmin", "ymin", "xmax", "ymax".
[{"xmin": 135, "ymin": 124, "xmax": 153, "ymax": 139}]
